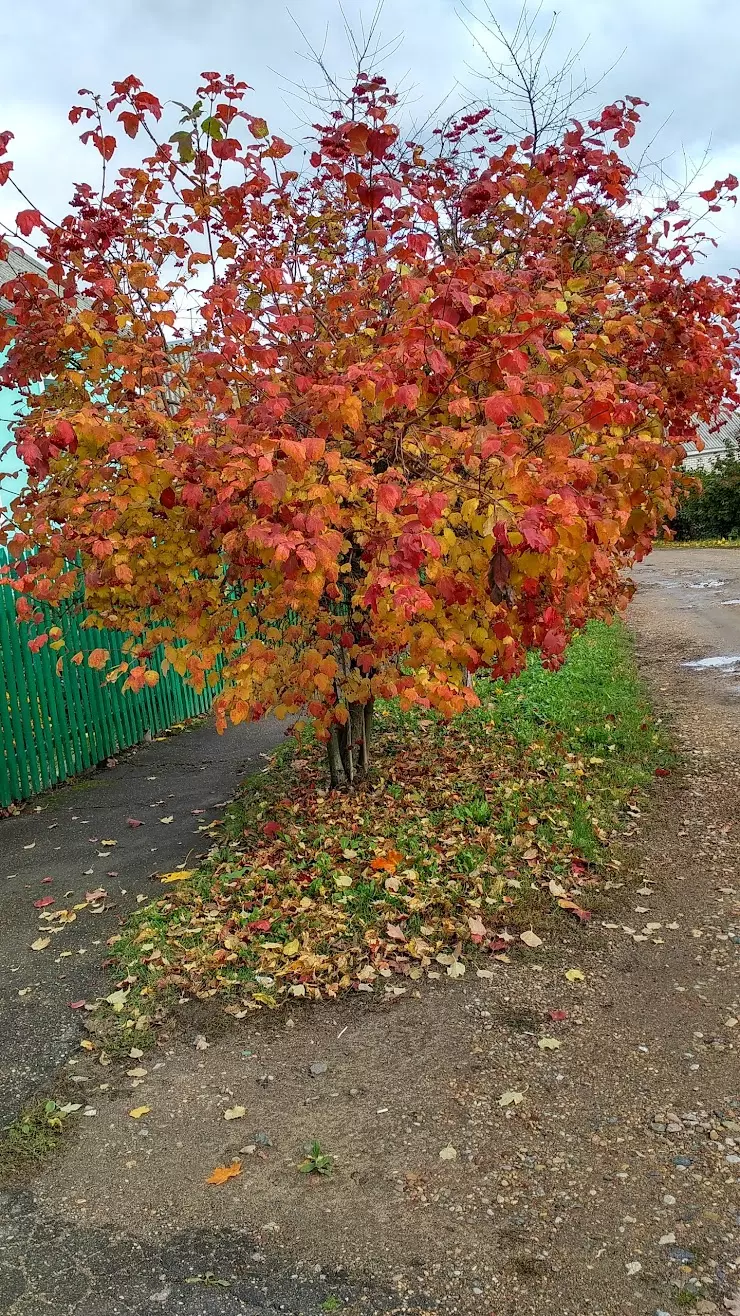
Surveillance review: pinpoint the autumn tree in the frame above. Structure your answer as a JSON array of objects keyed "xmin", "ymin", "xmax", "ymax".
[{"xmin": 0, "ymin": 72, "xmax": 738, "ymax": 785}]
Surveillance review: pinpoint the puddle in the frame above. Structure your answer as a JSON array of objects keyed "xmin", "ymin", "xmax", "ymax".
[
  {"xmin": 683, "ymin": 655, "xmax": 740, "ymax": 670},
  {"xmin": 688, "ymin": 579, "xmax": 728, "ymax": 589}
]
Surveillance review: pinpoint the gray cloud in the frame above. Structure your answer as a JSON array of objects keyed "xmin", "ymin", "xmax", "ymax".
[{"xmin": 1, "ymin": 0, "xmax": 739, "ymax": 271}]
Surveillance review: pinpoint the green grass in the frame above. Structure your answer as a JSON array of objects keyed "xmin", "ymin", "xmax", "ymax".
[
  {"xmin": 0, "ymin": 1099, "xmax": 78, "ymax": 1179},
  {"xmin": 107, "ymin": 620, "xmax": 671, "ymax": 1016},
  {"xmin": 657, "ymin": 538, "xmax": 740, "ymax": 549}
]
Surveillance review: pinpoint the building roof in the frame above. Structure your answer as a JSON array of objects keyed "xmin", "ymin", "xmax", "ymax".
[
  {"xmin": 0, "ymin": 244, "xmax": 48, "ymax": 315},
  {"xmin": 689, "ymin": 408, "xmax": 740, "ymax": 460}
]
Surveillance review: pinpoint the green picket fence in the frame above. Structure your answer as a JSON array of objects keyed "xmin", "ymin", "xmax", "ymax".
[{"xmin": 0, "ymin": 551, "xmax": 220, "ymax": 808}]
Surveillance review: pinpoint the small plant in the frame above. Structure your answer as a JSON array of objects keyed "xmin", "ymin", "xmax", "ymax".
[
  {"xmin": 298, "ymin": 1140, "xmax": 334, "ymax": 1177},
  {"xmin": 0, "ymin": 1099, "xmax": 74, "ymax": 1173},
  {"xmin": 321, "ymin": 1298, "xmax": 342, "ymax": 1313}
]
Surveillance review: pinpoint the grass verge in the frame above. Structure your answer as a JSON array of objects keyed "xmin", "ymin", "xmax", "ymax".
[
  {"xmin": 656, "ymin": 538, "xmax": 740, "ymax": 549},
  {"xmin": 108, "ymin": 620, "xmax": 671, "ymax": 1017},
  {"xmin": 0, "ymin": 1099, "xmax": 79, "ymax": 1180}
]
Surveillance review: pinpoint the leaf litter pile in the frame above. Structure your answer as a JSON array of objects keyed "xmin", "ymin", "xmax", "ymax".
[{"xmin": 110, "ymin": 623, "xmax": 670, "ymax": 1016}]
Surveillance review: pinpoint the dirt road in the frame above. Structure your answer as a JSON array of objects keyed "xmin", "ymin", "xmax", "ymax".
[
  {"xmin": 1, "ymin": 548, "xmax": 738, "ymax": 1316},
  {"xmin": 0, "ymin": 715, "xmax": 284, "ymax": 1126}
]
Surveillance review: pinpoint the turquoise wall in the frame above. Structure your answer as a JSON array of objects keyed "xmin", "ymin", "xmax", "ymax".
[{"xmin": 0, "ymin": 344, "xmax": 29, "ymax": 509}]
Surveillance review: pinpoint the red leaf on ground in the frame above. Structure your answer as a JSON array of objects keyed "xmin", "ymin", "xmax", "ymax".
[
  {"xmin": 34, "ymin": 896, "xmax": 55, "ymax": 908},
  {"xmin": 69, "ymin": 1000, "xmax": 86, "ymax": 1009},
  {"xmin": 41, "ymin": 877, "xmax": 53, "ymax": 884},
  {"xmin": 127, "ymin": 817, "xmax": 144, "ymax": 827},
  {"xmin": 548, "ymin": 1009, "xmax": 568, "ymax": 1022},
  {"xmin": 654, "ymin": 767, "xmax": 671, "ymax": 777},
  {"xmin": 263, "ymin": 821, "xmax": 282, "ymax": 838}
]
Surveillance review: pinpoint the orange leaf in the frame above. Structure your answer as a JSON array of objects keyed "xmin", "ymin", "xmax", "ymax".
[{"xmin": 206, "ymin": 1159, "xmax": 243, "ymax": 1185}]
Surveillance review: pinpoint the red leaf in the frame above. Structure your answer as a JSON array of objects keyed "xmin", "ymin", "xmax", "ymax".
[
  {"xmin": 548, "ymin": 1009, "xmax": 568, "ymax": 1022},
  {"xmin": 484, "ymin": 393, "xmax": 515, "ymax": 425},
  {"xmin": 250, "ymin": 918, "xmax": 273, "ymax": 932},
  {"xmin": 69, "ymin": 1000, "xmax": 86, "ymax": 1009},
  {"xmin": 33, "ymin": 896, "xmax": 55, "ymax": 908},
  {"xmin": 262, "ymin": 821, "xmax": 282, "ymax": 838},
  {"xmin": 126, "ymin": 817, "xmax": 143, "ymax": 827},
  {"xmin": 654, "ymin": 767, "xmax": 671, "ymax": 778},
  {"xmin": 16, "ymin": 209, "xmax": 41, "ymax": 237},
  {"xmin": 159, "ymin": 487, "xmax": 176, "ymax": 509}
]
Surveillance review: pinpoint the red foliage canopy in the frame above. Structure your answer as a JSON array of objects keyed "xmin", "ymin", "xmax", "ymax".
[{"xmin": 0, "ymin": 73, "xmax": 738, "ymax": 770}]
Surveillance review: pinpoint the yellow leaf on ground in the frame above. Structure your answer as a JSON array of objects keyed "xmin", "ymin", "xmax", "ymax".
[
  {"xmin": 565, "ymin": 968, "xmax": 585, "ymax": 982},
  {"xmin": 31, "ymin": 937, "xmax": 51, "ymax": 951},
  {"xmin": 160, "ymin": 870, "xmax": 195, "ymax": 883},
  {"xmin": 538, "ymin": 1037, "xmax": 561, "ymax": 1050},
  {"xmin": 207, "ymin": 1159, "xmax": 242, "ymax": 1185},
  {"xmin": 499, "ymin": 1090, "xmax": 525, "ymax": 1107},
  {"xmin": 520, "ymin": 929, "xmax": 543, "ymax": 949},
  {"xmin": 100, "ymin": 840, "xmax": 117, "ymax": 847},
  {"xmin": 224, "ymin": 1105, "xmax": 247, "ymax": 1120},
  {"xmin": 80, "ymin": 1039, "xmax": 96, "ymax": 1051},
  {"xmin": 129, "ymin": 1105, "xmax": 150, "ymax": 1119}
]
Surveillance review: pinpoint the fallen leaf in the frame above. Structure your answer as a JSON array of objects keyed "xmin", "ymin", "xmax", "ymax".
[
  {"xmin": 69, "ymin": 1000, "xmax": 86, "ymax": 1009},
  {"xmin": 129, "ymin": 1105, "xmax": 150, "ymax": 1119},
  {"xmin": 224, "ymin": 1105, "xmax": 247, "ymax": 1121},
  {"xmin": 548, "ymin": 1009, "xmax": 568, "ymax": 1022},
  {"xmin": 85, "ymin": 888, "xmax": 107, "ymax": 902},
  {"xmin": 385, "ymin": 923, "xmax": 406, "ymax": 941},
  {"xmin": 468, "ymin": 915, "xmax": 487, "ymax": 941},
  {"xmin": 34, "ymin": 897, "xmax": 55, "ymax": 908},
  {"xmin": 194, "ymin": 1034, "xmax": 210, "ymax": 1050},
  {"xmin": 127, "ymin": 817, "xmax": 143, "ymax": 827},
  {"xmin": 126, "ymin": 1067, "xmax": 147, "ymax": 1078},
  {"xmin": 625, "ymin": 1261, "xmax": 642, "ymax": 1276},
  {"xmin": 207, "ymin": 1159, "xmax": 242, "ymax": 1185},
  {"xmin": 498, "ymin": 1090, "xmax": 525, "ymax": 1107},
  {"xmin": 439, "ymin": 1144, "xmax": 458, "ymax": 1160},
  {"xmin": 538, "ymin": 1036, "xmax": 561, "ymax": 1050},
  {"xmin": 31, "ymin": 937, "xmax": 51, "ymax": 951},
  {"xmin": 100, "ymin": 839, "xmax": 117, "ymax": 847},
  {"xmin": 159, "ymin": 816, "xmax": 174, "ymax": 824},
  {"xmin": 447, "ymin": 960, "xmax": 465, "ymax": 978},
  {"xmin": 160, "ymin": 870, "xmax": 195, "ymax": 883},
  {"xmin": 565, "ymin": 968, "xmax": 585, "ymax": 982},
  {"xmin": 129, "ymin": 1047, "xmax": 144, "ymax": 1059},
  {"xmin": 520, "ymin": 929, "xmax": 543, "ymax": 949},
  {"xmin": 80, "ymin": 1039, "xmax": 96, "ymax": 1051}
]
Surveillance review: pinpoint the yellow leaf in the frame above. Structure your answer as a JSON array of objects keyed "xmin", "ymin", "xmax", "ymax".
[
  {"xmin": 520, "ymin": 929, "xmax": 543, "ymax": 949},
  {"xmin": 160, "ymin": 870, "xmax": 195, "ymax": 883},
  {"xmin": 80, "ymin": 1039, "xmax": 96, "ymax": 1051},
  {"xmin": 498, "ymin": 1090, "xmax": 525, "ymax": 1107},
  {"xmin": 223, "ymin": 1105, "xmax": 247, "ymax": 1120},
  {"xmin": 100, "ymin": 839, "xmax": 117, "ymax": 847},
  {"xmin": 31, "ymin": 937, "xmax": 51, "ymax": 951},
  {"xmin": 207, "ymin": 1159, "xmax": 242, "ymax": 1185},
  {"xmin": 538, "ymin": 1037, "xmax": 561, "ymax": 1050},
  {"xmin": 283, "ymin": 939, "xmax": 300, "ymax": 957},
  {"xmin": 129, "ymin": 1105, "xmax": 150, "ymax": 1119},
  {"xmin": 565, "ymin": 968, "xmax": 585, "ymax": 982},
  {"xmin": 334, "ymin": 873, "xmax": 352, "ymax": 888},
  {"xmin": 252, "ymin": 991, "xmax": 277, "ymax": 1008}
]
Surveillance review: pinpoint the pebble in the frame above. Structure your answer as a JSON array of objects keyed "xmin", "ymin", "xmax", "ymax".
[{"xmin": 310, "ymin": 1061, "xmax": 328, "ymax": 1076}]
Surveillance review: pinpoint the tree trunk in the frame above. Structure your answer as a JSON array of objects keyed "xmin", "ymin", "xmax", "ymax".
[{"xmin": 326, "ymin": 697, "xmax": 375, "ymax": 788}]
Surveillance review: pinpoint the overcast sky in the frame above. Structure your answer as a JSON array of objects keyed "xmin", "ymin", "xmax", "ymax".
[{"xmin": 1, "ymin": 0, "xmax": 740, "ymax": 273}]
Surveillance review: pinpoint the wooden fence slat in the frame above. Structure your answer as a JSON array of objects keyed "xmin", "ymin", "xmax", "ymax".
[{"xmin": 0, "ymin": 555, "xmax": 225, "ymax": 808}]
